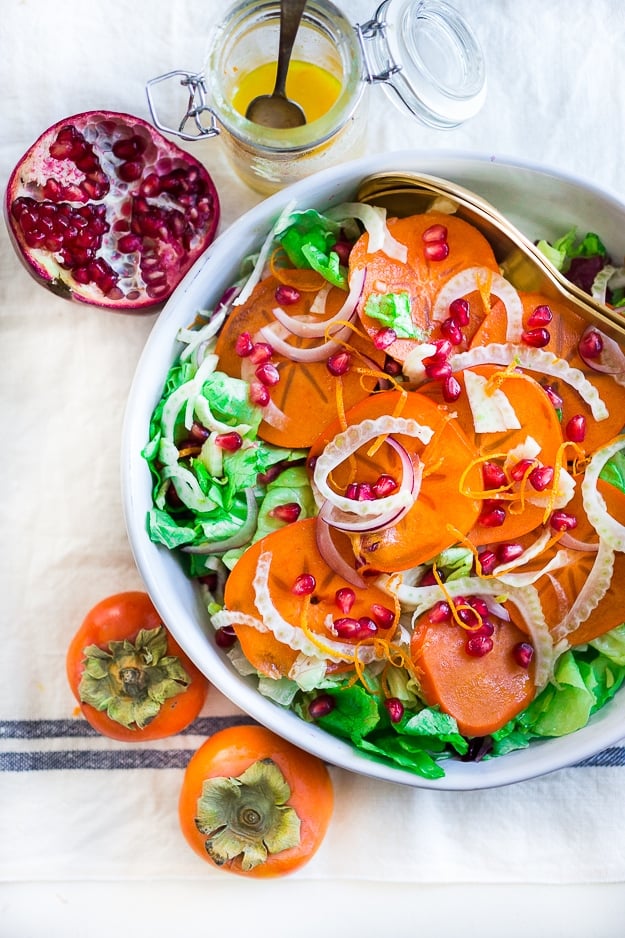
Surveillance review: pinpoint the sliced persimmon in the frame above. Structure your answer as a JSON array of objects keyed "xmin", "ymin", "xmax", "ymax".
[
  {"xmin": 348, "ymin": 211, "xmax": 499, "ymax": 362},
  {"xmin": 422, "ymin": 365, "xmax": 565, "ymax": 546},
  {"xmin": 531, "ymin": 478, "xmax": 625, "ymax": 646},
  {"xmin": 214, "ymin": 275, "xmax": 384, "ymax": 448},
  {"xmin": 307, "ymin": 389, "xmax": 482, "ymax": 572},
  {"xmin": 470, "ymin": 291, "xmax": 625, "ymax": 453},
  {"xmin": 223, "ymin": 518, "xmax": 396, "ymax": 679},
  {"xmin": 410, "ymin": 607, "xmax": 536, "ymax": 737}
]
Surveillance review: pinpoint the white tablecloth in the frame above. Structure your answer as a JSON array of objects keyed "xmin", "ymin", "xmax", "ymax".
[{"xmin": 2, "ymin": 1, "xmax": 625, "ymax": 935}]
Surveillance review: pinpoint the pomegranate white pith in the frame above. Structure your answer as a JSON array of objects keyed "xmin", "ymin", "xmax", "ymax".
[{"xmin": 5, "ymin": 111, "xmax": 220, "ymax": 311}]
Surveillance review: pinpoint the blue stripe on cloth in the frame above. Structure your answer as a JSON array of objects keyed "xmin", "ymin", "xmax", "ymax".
[
  {"xmin": 0, "ymin": 749, "xmax": 195, "ymax": 771},
  {"xmin": 0, "ymin": 715, "xmax": 255, "ymax": 740},
  {"xmin": 0, "ymin": 718, "xmax": 623, "ymax": 771}
]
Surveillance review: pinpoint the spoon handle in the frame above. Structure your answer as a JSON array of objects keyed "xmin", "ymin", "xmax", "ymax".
[{"xmin": 274, "ymin": 0, "xmax": 307, "ymax": 96}]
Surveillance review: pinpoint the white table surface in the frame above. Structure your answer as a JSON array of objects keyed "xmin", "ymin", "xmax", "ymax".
[{"xmin": 2, "ymin": 1, "xmax": 625, "ymax": 935}]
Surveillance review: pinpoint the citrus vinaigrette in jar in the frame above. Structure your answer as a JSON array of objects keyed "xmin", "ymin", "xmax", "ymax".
[{"xmin": 231, "ymin": 61, "xmax": 342, "ymax": 125}]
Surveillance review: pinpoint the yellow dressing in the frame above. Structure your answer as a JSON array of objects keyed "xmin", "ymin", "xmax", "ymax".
[{"xmin": 232, "ymin": 60, "xmax": 342, "ymax": 123}]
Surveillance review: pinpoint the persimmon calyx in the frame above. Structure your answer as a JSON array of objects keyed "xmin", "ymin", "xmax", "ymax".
[
  {"xmin": 78, "ymin": 626, "xmax": 191, "ymax": 728},
  {"xmin": 195, "ymin": 758, "xmax": 301, "ymax": 870}
]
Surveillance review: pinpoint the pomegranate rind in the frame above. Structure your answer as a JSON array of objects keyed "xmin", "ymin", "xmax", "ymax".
[{"xmin": 4, "ymin": 110, "xmax": 220, "ymax": 311}]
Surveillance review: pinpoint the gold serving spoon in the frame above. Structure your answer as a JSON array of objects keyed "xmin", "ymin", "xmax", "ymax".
[
  {"xmin": 245, "ymin": 0, "xmax": 307, "ymax": 129},
  {"xmin": 356, "ymin": 171, "xmax": 625, "ymax": 343}
]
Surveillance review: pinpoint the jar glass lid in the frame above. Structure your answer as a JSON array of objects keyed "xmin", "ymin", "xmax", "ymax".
[{"xmin": 360, "ymin": 0, "xmax": 487, "ymax": 128}]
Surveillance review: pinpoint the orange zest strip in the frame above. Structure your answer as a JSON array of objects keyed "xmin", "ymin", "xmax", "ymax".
[
  {"xmin": 484, "ymin": 359, "xmax": 524, "ymax": 394},
  {"xmin": 541, "ymin": 440, "xmax": 586, "ymax": 524},
  {"xmin": 299, "ymin": 595, "xmax": 357, "ymax": 665},
  {"xmin": 431, "ymin": 563, "xmax": 483, "ymax": 631},
  {"xmin": 458, "ymin": 452, "xmax": 513, "ymax": 500},
  {"xmin": 477, "ymin": 269, "xmax": 494, "ymax": 315},
  {"xmin": 335, "ymin": 374, "xmax": 348, "ymax": 433},
  {"xmin": 177, "ymin": 445, "xmax": 202, "ymax": 459}
]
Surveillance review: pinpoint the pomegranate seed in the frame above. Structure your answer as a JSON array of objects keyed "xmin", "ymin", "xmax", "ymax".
[
  {"xmin": 467, "ymin": 596, "xmax": 490, "ymax": 618},
  {"xmin": 449, "ymin": 298, "xmax": 470, "ymax": 326},
  {"xmin": 510, "ymin": 458, "xmax": 537, "ymax": 482},
  {"xmin": 528, "ymin": 465, "xmax": 554, "ymax": 491},
  {"xmin": 422, "ymin": 223, "xmax": 448, "ymax": 243},
  {"xmin": 477, "ymin": 550, "xmax": 497, "ymax": 575},
  {"xmin": 430, "ymin": 338, "xmax": 453, "ymax": 359},
  {"xmin": 550, "ymin": 511, "xmax": 578, "ymax": 532},
  {"xmin": 457, "ymin": 605, "xmax": 480, "ymax": 627},
  {"xmin": 419, "ymin": 569, "xmax": 438, "ymax": 586},
  {"xmin": 346, "ymin": 482, "xmax": 359, "ymax": 500},
  {"xmin": 214, "ymin": 431, "xmax": 243, "ymax": 452},
  {"xmin": 482, "ymin": 461, "xmax": 507, "ymax": 489},
  {"xmin": 371, "ymin": 603, "xmax": 395, "ymax": 628},
  {"xmin": 234, "ymin": 331, "xmax": 254, "ymax": 357},
  {"xmin": 543, "ymin": 384, "xmax": 563, "ymax": 409},
  {"xmin": 496, "ymin": 542, "xmax": 524, "ymax": 564},
  {"xmin": 327, "ymin": 351, "xmax": 351, "ymax": 376},
  {"xmin": 478, "ymin": 500, "xmax": 506, "ymax": 527},
  {"xmin": 215, "ymin": 626, "xmax": 237, "ymax": 649},
  {"xmin": 372, "ymin": 474, "xmax": 398, "ymax": 497},
  {"xmin": 269, "ymin": 502, "xmax": 302, "ymax": 523},
  {"xmin": 521, "ymin": 327, "xmax": 551, "ymax": 348},
  {"xmin": 333, "ymin": 617, "xmax": 362, "ymax": 639},
  {"xmin": 189, "ymin": 421, "xmax": 210, "ymax": 442},
  {"xmin": 442, "ymin": 374, "xmax": 462, "ymax": 402},
  {"xmin": 566, "ymin": 414, "xmax": 586, "ymax": 442},
  {"xmin": 373, "ymin": 327, "xmax": 397, "ymax": 349},
  {"xmin": 308, "ymin": 694, "xmax": 335, "ymax": 719},
  {"xmin": 527, "ymin": 304, "xmax": 553, "ymax": 326},
  {"xmin": 117, "ymin": 233, "xmax": 142, "ymax": 253},
  {"xmin": 335, "ymin": 588, "xmax": 356, "ymax": 614},
  {"xmin": 275, "ymin": 283, "xmax": 301, "ymax": 305},
  {"xmin": 513, "ymin": 642, "xmax": 534, "ymax": 668},
  {"xmin": 466, "ymin": 634, "xmax": 494, "ymax": 657},
  {"xmin": 357, "ymin": 616, "xmax": 379, "ymax": 638},
  {"xmin": 429, "ymin": 601, "xmax": 452, "ymax": 623},
  {"xmin": 249, "ymin": 342, "xmax": 274, "ymax": 365},
  {"xmin": 424, "ymin": 240, "xmax": 450, "ymax": 262},
  {"xmin": 356, "ymin": 482, "xmax": 375, "ymax": 501},
  {"xmin": 384, "ymin": 698, "xmax": 405, "ymax": 723},
  {"xmin": 117, "ymin": 160, "xmax": 144, "ymax": 183},
  {"xmin": 292, "ymin": 573, "xmax": 316, "ymax": 595},
  {"xmin": 384, "ymin": 358, "xmax": 402, "ymax": 377},
  {"xmin": 112, "ymin": 135, "xmax": 147, "ymax": 160},
  {"xmin": 578, "ymin": 329, "xmax": 604, "ymax": 359},
  {"xmin": 441, "ymin": 318, "xmax": 463, "ymax": 345},
  {"xmin": 255, "ymin": 362, "xmax": 280, "ymax": 386},
  {"xmin": 333, "ymin": 240, "xmax": 352, "ymax": 264},
  {"xmin": 249, "ymin": 381, "xmax": 270, "ymax": 406},
  {"xmin": 425, "ymin": 360, "xmax": 452, "ymax": 380},
  {"xmin": 472, "ymin": 619, "xmax": 495, "ymax": 638}
]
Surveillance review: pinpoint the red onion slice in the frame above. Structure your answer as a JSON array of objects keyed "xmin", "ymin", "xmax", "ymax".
[
  {"xmin": 578, "ymin": 325, "xmax": 625, "ymax": 384},
  {"xmin": 318, "ymin": 454, "xmax": 423, "ymax": 534},
  {"xmin": 315, "ymin": 516, "xmax": 367, "ymax": 589},
  {"xmin": 270, "ymin": 268, "xmax": 364, "ymax": 339},
  {"xmin": 313, "ymin": 416, "xmax": 433, "ymax": 517}
]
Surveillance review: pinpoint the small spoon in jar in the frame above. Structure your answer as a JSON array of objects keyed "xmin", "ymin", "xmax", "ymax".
[
  {"xmin": 356, "ymin": 170, "xmax": 625, "ymax": 342},
  {"xmin": 245, "ymin": 0, "xmax": 308, "ymax": 129}
]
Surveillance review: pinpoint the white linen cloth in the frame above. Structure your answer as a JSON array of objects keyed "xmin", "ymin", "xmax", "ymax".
[{"xmin": 2, "ymin": 0, "xmax": 625, "ymax": 907}]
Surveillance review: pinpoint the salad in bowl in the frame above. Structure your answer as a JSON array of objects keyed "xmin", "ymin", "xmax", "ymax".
[{"xmin": 124, "ymin": 152, "xmax": 625, "ymax": 788}]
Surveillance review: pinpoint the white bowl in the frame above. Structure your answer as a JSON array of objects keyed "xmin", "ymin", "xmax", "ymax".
[{"xmin": 122, "ymin": 149, "xmax": 625, "ymax": 790}]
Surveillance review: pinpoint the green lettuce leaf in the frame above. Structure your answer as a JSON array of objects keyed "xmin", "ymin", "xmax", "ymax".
[{"xmin": 364, "ymin": 292, "xmax": 425, "ymax": 340}]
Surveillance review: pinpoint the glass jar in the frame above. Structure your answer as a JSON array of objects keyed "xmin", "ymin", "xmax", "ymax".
[{"xmin": 146, "ymin": 0, "xmax": 486, "ymax": 195}]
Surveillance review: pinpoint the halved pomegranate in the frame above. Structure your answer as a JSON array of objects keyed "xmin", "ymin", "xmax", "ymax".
[{"xmin": 5, "ymin": 111, "xmax": 220, "ymax": 311}]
